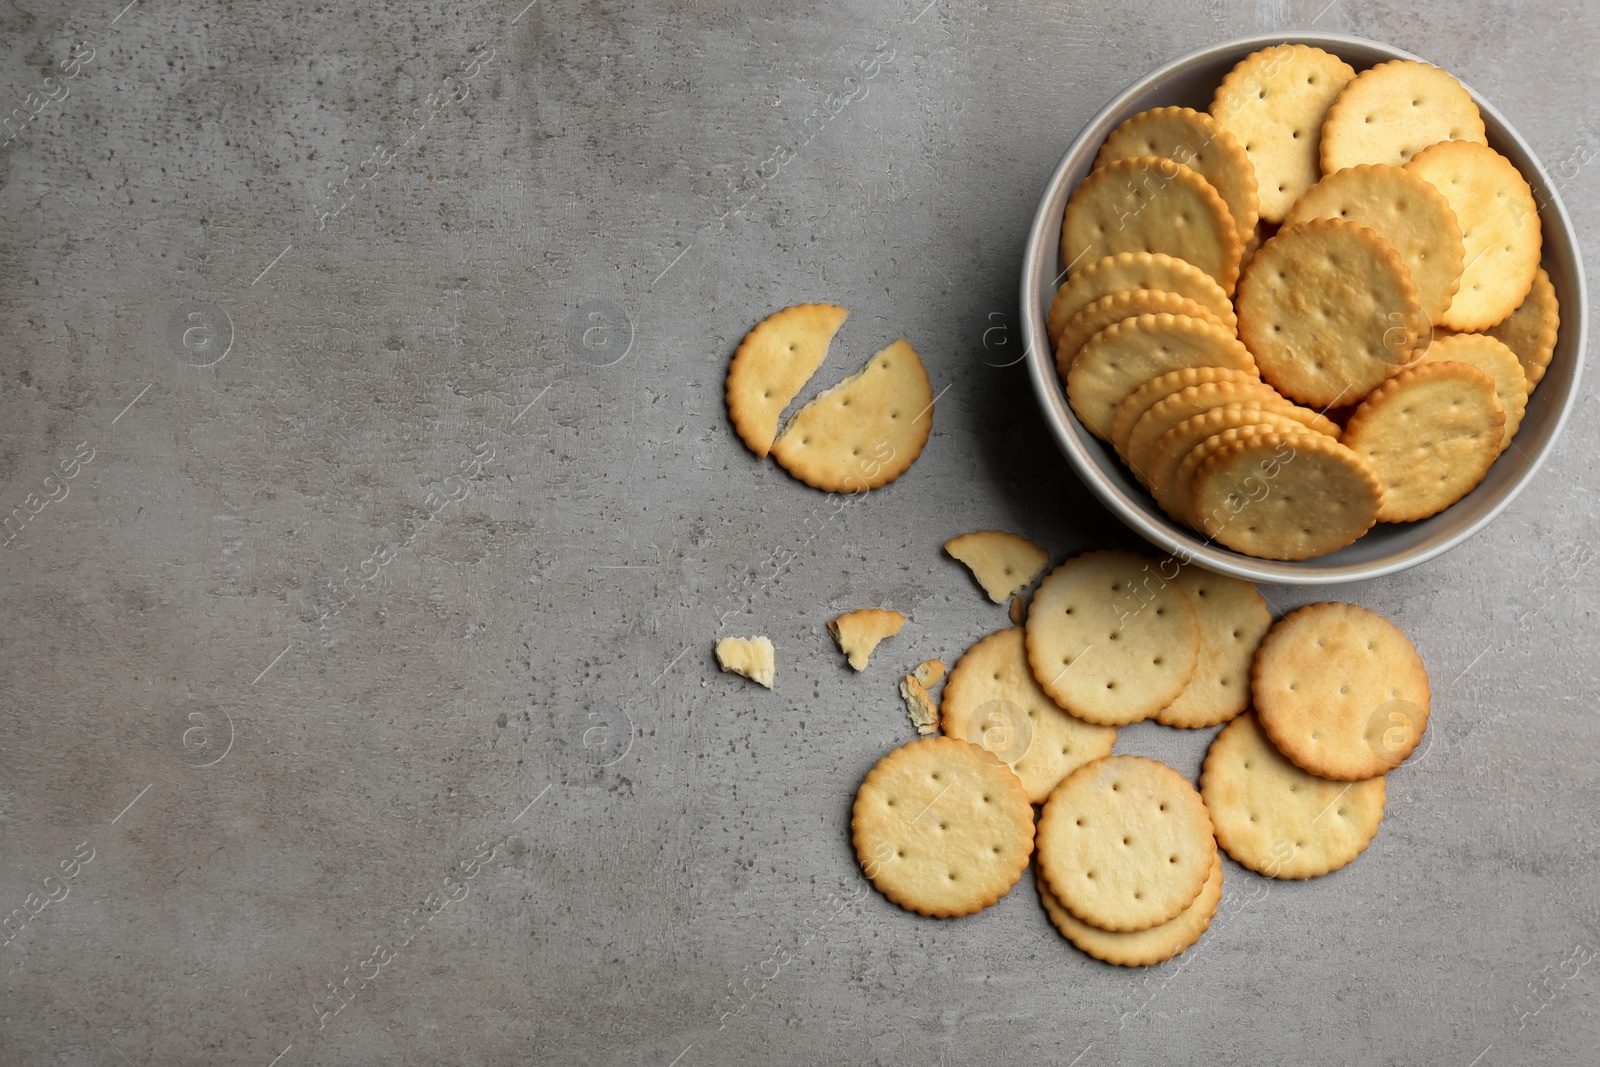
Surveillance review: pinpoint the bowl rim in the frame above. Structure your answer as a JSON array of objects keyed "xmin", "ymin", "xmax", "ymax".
[{"xmin": 1020, "ymin": 31, "xmax": 1587, "ymax": 585}]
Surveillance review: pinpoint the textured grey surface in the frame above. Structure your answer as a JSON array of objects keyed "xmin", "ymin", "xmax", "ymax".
[{"xmin": 1, "ymin": 1, "xmax": 1597, "ymax": 1064}]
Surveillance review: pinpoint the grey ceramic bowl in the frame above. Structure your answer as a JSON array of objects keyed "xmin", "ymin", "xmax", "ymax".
[{"xmin": 1020, "ymin": 32, "xmax": 1585, "ymax": 585}]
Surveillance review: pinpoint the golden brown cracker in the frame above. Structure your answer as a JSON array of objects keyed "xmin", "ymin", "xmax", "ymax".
[
  {"xmin": 1047, "ymin": 252, "xmax": 1237, "ymax": 345},
  {"xmin": 944, "ymin": 531, "xmax": 1051, "ymax": 604},
  {"xmin": 726, "ymin": 303, "xmax": 848, "ymax": 458},
  {"xmin": 1155, "ymin": 567, "xmax": 1272, "ymax": 729},
  {"xmin": 900, "ymin": 674, "xmax": 940, "ymax": 736},
  {"xmin": 1146, "ymin": 405, "xmax": 1325, "ymax": 521},
  {"xmin": 1415, "ymin": 333, "xmax": 1528, "ymax": 450},
  {"xmin": 1095, "ymin": 106, "xmax": 1260, "ymax": 243},
  {"xmin": 1055, "ymin": 289, "xmax": 1226, "ymax": 380},
  {"xmin": 1129, "ymin": 384, "xmax": 1337, "ymax": 493},
  {"xmin": 1486, "ymin": 266, "xmax": 1559, "ymax": 388},
  {"xmin": 1112, "ymin": 367, "xmax": 1268, "ymax": 469},
  {"xmin": 1038, "ymin": 852, "xmax": 1222, "ymax": 967},
  {"xmin": 1321, "ymin": 59, "xmax": 1487, "ymax": 171},
  {"xmin": 828, "ymin": 608, "xmax": 907, "ymax": 671}
]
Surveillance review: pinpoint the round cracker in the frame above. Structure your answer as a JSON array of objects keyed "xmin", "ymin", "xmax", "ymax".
[
  {"xmin": 1067, "ymin": 313, "xmax": 1258, "ymax": 441},
  {"xmin": 726, "ymin": 303, "xmax": 848, "ymax": 458},
  {"xmin": 1154, "ymin": 567, "xmax": 1273, "ymax": 729},
  {"xmin": 1037, "ymin": 852, "xmax": 1222, "ymax": 967},
  {"xmin": 1210, "ymin": 44, "xmax": 1357, "ymax": 222},
  {"xmin": 1189, "ymin": 431, "xmax": 1381, "ymax": 560},
  {"xmin": 1415, "ymin": 333, "xmax": 1527, "ymax": 450},
  {"xmin": 1036, "ymin": 755, "xmax": 1217, "ymax": 933},
  {"xmin": 1201, "ymin": 712, "xmax": 1386, "ymax": 879},
  {"xmin": 1111, "ymin": 367, "xmax": 1265, "ymax": 467},
  {"xmin": 852, "ymin": 736, "xmax": 1035, "ymax": 917},
  {"xmin": 1024, "ymin": 550, "xmax": 1200, "ymax": 727},
  {"xmin": 941, "ymin": 628, "xmax": 1118, "ymax": 804},
  {"xmin": 1175, "ymin": 425, "xmax": 1325, "ymax": 527},
  {"xmin": 1341, "ymin": 361, "xmax": 1504, "ymax": 522},
  {"xmin": 1252, "ymin": 602, "xmax": 1431, "ymax": 782},
  {"xmin": 1047, "ymin": 252, "xmax": 1237, "ymax": 345},
  {"xmin": 1146, "ymin": 405, "xmax": 1326, "ymax": 521},
  {"xmin": 1321, "ymin": 60, "xmax": 1487, "ymax": 171},
  {"xmin": 769, "ymin": 339, "xmax": 933, "ymax": 492},
  {"xmin": 1055, "ymin": 289, "xmax": 1226, "ymax": 380},
  {"xmin": 1095, "ymin": 106, "xmax": 1260, "ymax": 244},
  {"xmin": 1486, "ymin": 265, "xmax": 1559, "ymax": 388},
  {"xmin": 1283, "ymin": 164, "xmax": 1465, "ymax": 326},
  {"xmin": 1129, "ymin": 383, "xmax": 1338, "ymax": 492},
  {"xmin": 1236, "ymin": 218, "xmax": 1423, "ymax": 408},
  {"xmin": 1405, "ymin": 141, "xmax": 1541, "ymax": 332},
  {"xmin": 1062, "ymin": 156, "xmax": 1243, "ymax": 295}
]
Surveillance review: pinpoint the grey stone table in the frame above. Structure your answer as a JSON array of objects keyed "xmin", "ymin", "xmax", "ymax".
[{"xmin": 2, "ymin": 1, "xmax": 1596, "ymax": 1064}]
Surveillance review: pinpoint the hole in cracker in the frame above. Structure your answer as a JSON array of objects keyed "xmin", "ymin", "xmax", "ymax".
[
  {"xmin": 1134, "ymin": 891, "xmax": 1143, "ymax": 900},
  {"xmin": 1086, "ymin": 871, "xmax": 1096, "ymax": 879}
]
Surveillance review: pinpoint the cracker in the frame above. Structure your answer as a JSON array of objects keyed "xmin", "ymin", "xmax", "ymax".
[
  {"xmin": 1189, "ymin": 432, "xmax": 1381, "ymax": 560},
  {"xmin": 1341, "ymin": 361, "xmax": 1504, "ymax": 522},
  {"xmin": 1236, "ymin": 218, "xmax": 1423, "ymax": 408},
  {"xmin": 1112, "ymin": 367, "xmax": 1268, "ymax": 469},
  {"xmin": 1067, "ymin": 314, "xmax": 1258, "ymax": 441},
  {"xmin": 1047, "ymin": 252, "xmax": 1237, "ymax": 345},
  {"xmin": 900, "ymin": 674, "xmax": 940, "ymax": 736},
  {"xmin": 1406, "ymin": 141, "xmax": 1541, "ymax": 332},
  {"xmin": 1055, "ymin": 289, "xmax": 1227, "ymax": 379},
  {"xmin": 1174, "ymin": 425, "xmax": 1324, "ymax": 527},
  {"xmin": 1146, "ymin": 405, "xmax": 1328, "ymax": 521},
  {"xmin": 1129, "ymin": 384, "xmax": 1338, "ymax": 493},
  {"xmin": 1201, "ymin": 712, "xmax": 1386, "ymax": 879},
  {"xmin": 1210, "ymin": 44, "xmax": 1356, "ymax": 222},
  {"xmin": 828, "ymin": 608, "xmax": 907, "ymax": 671},
  {"xmin": 770, "ymin": 339, "xmax": 933, "ymax": 492},
  {"xmin": 1154, "ymin": 567, "xmax": 1272, "ymax": 729},
  {"xmin": 726, "ymin": 304, "xmax": 848, "ymax": 458},
  {"xmin": 715, "ymin": 636, "xmax": 775, "ymax": 689},
  {"xmin": 1486, "ymin": 266, "xmax": 1559, "ymax": 388},
  {"xmin": 1061, "ymin": 156, "xmax": 1242, "ymax": 295},
  {"xmin": 1253, "ymin": 602, "xmax": 1431, "ymax": 781},
  {"xmin": 1038, "ymin": 850, "xmax": 1222, "ymax": 967},
  {"xmin": 1415, "ymin": 333, "xmax": 1528, "ymax": 450},
  {"xmin": 1321, "ymin": 60, "xmax": 1487, "ymax": 171},
  {"xmin": 1095, "ymin": 106, "xmax": 1260, "ymax": 243},
  {"xmin": 944, "ymin": 531, "xmax": 1051, "ymax": 604},
  {"xmin": 1036, "ymin": 756, "xmax": 1217, "ymax": 932},
  {"xmin": 941, "ymin": 628, "xmax": 1118, "ymax": 804},
  {"xmin": 1024, "ymin": 550, "xmax": 1200, "ymax": 727},
  {"xmin": 1283, "ymin": 164, "xmax": 1465, "ymax": 325},
  {"xmin": 912, "ymin": 659, "xmax": 946, "ymax": 688},
  {"xmin": 851, "ymin": 736, "xmax": 1035, "ymax": 918}
]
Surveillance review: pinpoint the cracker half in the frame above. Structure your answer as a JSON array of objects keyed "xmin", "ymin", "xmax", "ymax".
[
  {"xmin": 1036, "ymin": 756, "xmax": 1217, "ymax": 933},
  {"xmin": 1415, "ymin": 333, "xmax": 1528, "ymax": 450},
  {"xmin": 1253, "ymin": 602, "xmax": 1431, "ymax": 781},
  {"xmin": 1024, "ymin": 551, "xmax": 1200, "ymax": 727},
  {"xmin": 726, "ymin": 304, "xmax": 848, "ymax": 458},
  {"xmin": 770, "ymin": 339, "xmax": 933, "ymax": 492},
  {"xmin": 1210, "ymin": 44, "xmax": 1356, "ymax": 222},
  {"xmin": 940, "ymin": 627, "xmax": 1118, "ymax": 804},
  {"xmin": 715, "ymin": 636, "xmax": 775, "ymax": 689},
  {"xmin": 1236, "ymin": 218, "xmax": 1423, "ymax": 408},
  {"xmin": 1341, "ymin": 361, "xmax": 1504, "ymax": 522},
  {"xmin": 1321, "ymin": 60, "xmax": 1487, "ymax": 171},
  {"xmin": 852, "ymin": 737, "xmax": 1035, "ymax": 918},
  {"xmin": 1062, "ymin": 156, "xmax": 1242, "ymax": 294},
  {"xmin": 828, "ymin": 608, "xmax": 907, "ymax": 671},
  {"xmin": 1047, "ymin": 252, "xmax": 1237, "ymax": 345},
  {"xmin": 1406, "ymin": 141, "xmax": 1540, "ymax": 332},
  {"xmin": 1486, "ymin": 265, "xmax": 1559, "ymax": 389},
  {"xmin": 1111, "ymin": 367, "xmax": 1266, "ymax": 467},
  {"xmin": 1154, "ymin": 567, "xmax": 1272, "ymax": 729},
  {"xmin": 1095, "ymin": 106, "xmax": 1260, "ymax": 243},
  {"xmin": 1038, "ymin": 850, "xmax": 1222, "ymax": 967},
  {"xmin": 1055, "ymin": 289, "xmax": 1226, "ymax": 380},
  {"xmin": 945, "ymin": 531, "xmax": 1051, "ymax": 604},
  {"xmin": 1283, "ymin": 164, "xmax": 1465, "ymax": 326},
  {"xmin": 1201, "ymin": 712, "xmax": 1386, "ymax": 879}
]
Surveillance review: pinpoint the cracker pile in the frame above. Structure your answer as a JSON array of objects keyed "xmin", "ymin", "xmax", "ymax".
[
  {"xmin": 852, "ymin": 546, "xmax": 1431, "ymax": 967},
  {"xmin": 1052, "ymin": 47, "xmax": 1560, "ymax": 559}
]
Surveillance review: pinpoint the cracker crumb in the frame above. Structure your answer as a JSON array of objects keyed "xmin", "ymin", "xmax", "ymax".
[{"xmin": 715, "ymin": 636, "xmax": 775, "ymax": 689}]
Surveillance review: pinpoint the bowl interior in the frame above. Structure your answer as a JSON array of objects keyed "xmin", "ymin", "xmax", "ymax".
[{"xmin": 1023, "ymin": 33, "xmax": 1585, "ymax": 584}]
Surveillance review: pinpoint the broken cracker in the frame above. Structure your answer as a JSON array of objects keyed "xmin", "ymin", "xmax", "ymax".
[
  {"xmin": 715, "ymin": 636, "xmax": 775, "ymax": 689},
  {"xmin": 725, "ymin": 303, "xmax": 848, "ymax": 458},
  {"xmin": 899, "ymin": 674, "xmax": 940, "ymax": 736},
  {"xmin": 944, "ymin": 530, "xmax": 1051, "ymax": 604},
  {"xmin": 828, "ymin": 609, "xmax": 907, "ymax": 671}
]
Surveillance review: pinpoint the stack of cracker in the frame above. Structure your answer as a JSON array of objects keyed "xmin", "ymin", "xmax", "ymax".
[{"xmin": 1051, "ymin": 47, "xmax": 1559, "ymax": 560}]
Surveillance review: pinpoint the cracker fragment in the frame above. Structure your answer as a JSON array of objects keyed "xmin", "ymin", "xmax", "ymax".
[
  {"xmin": 726, "ymin": 304, "xmax": 848, "ymax": 458},
  {"xmin": 770, "ymin": 339, "xmax": 933, "ymax": 492},
  {"xmin": 852, "ymin": 737, "xmax": 1035, "ymax": 918},
  {"xmin": 1095, "ymin": 106, "xmax": 1260, "ymax": 243},
  {"xmin": 1067, "ymin": 313, "xmax": 1258, "ymax": 441},
  {"xmin": 1210, "ymin": 44, "xmax": 1356, "ymax": 222},
  {"xmin": 1111, "ymin": 367, "xmax": 1266, "ymax": 466},
  {"xmin": 1062, "ymin": 156, "xmax": 1243, "ymax": 294},
  {"xmin": 1036, "ymin": 756, "xmax": 1217, "ymax": 933},
  {"xmin": 1201, "ymin": 712, "xmax": 1386, "ymax": 879},
  {"xmin": 1024, "ymin": 551, "xmax": 1200, "ymax": 727},
  {"xmin": 1321, "ymin": 60, "xmax": 1487, "ymax": 171},
  {"xmin": 1252, "ymin": 602, "xmax": 1431, "ymax": 781},
  {"xmin": 1415, "ymin": 333, "xmax": 1528, "ymax": 450},
  {"xmin": 1154, "ymin": 567, "xmax": 1272, "ymax": 729},
  {"xmin": 1406, "ymin": 141, "xmax": 1540, "ymax": 332},
  {"xmin": 1038, "ymin": 851, "xmax": 1222, "ymax": 966},
  {"xmin": 715, "ymin": 636, "xmax": 775, "ymax": 689},
  {"xmin": 900, "ymin": 674, "xmax": 940, "ymax": 736},
  {"xmin": 1047, "ymin": 252, "xmax": 1237, "ymax": 345},
  {"xmin": 912, "ymin": 659, "xmax": 946, "ymax": 688},
  {"xmin": 940, "ymin": 628, "xmax": 1117, "ymax": 804},
  {"xmin": 1341, "ymin": 361, "xmax": 1504, "ymax": 522},
  {"xmin": 1236, "ymin": 218, "xmax": 1423, "ymax": 408},
  {"xmin": 1055, "ymin": 289, "xmax": 1226, "ymax": 379},
  {"xmin": 944, "ymin": 530, "xmax": 1051, "ymax": 603},
  {"xmin": 828, "ymin": 609, "xmax": 907, "ymax": 671},
  {"xmin": 1486, "ymin": 266, "xmax": 1559, "ymax": 388}
]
